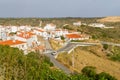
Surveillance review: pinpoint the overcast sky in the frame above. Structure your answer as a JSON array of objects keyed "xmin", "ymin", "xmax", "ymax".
[{"xmin": 0, "ymin": 0, "xmax": 120, "ymax": 18}]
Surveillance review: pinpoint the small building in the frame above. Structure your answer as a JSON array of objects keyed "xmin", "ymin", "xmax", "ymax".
[
  {"xmin": 1, "ymin": 31, "xmax": 7, "ymax": 40},
  {"xmin": 15, "ymin": 31, "xmax": 38, "ymax": 47},
  {"xmin": 50, "ymin": 29, "xmax": 68, "ymax": 38},
  {"xmin": 73, "ymin": 21, "xmax": 81, "ymax": 26},
  {"xmin": 33, "ymin": 28, "xmax": 48, "ymax": 38},
  {"xmin": 89, "ymin": 23, "xmax": 105, "ymax": 28},
  {"xmin": 44, "ymin": 23, "xmax": 56, "ymax": 31},
  {"xmin": 0, "ymin": 40, "xmax": 28, "ymax": 54},
  {"xmin": 66, "ymin": 33, "xmax": 89, "ymax": 40},
  {"xmin": 11, "ymin": 26, "xmax": 18, "ymax": 33}
]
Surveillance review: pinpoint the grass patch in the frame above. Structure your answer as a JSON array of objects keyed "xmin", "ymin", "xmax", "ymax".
[
  {"xmin": 57, "ymin": 46, "xmax": 120, "ymax": 80},
  {"xmin": 49, "ymin": 39, "xmax": 63, "ymax": 50}
]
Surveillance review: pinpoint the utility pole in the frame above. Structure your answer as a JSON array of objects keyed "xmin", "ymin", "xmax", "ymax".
[{"xmin": 72, "ymin": 48, "xmax": 75, "ymax": 74}]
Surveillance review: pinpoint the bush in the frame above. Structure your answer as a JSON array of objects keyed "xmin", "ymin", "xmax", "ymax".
[
  {"xmin": 97, "ymin": 72, "xmax": 117, "ymax": 80},
  {"xmin": 60, "ymin": 36, "xmax": 65, "ymax": 40},
  {"xmin": 103, "ymin": 44, "xmax": 108, "ymax": 50},
  {"xmin": 81, "ymin": 66, "xmax": 97, "ymax": 79}
]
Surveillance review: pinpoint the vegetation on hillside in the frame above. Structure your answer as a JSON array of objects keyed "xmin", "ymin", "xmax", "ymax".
[
  {"xmin": 49, "ymin": 39, "xmax": 63, "ymax": 50},
  {"xmin": 0, "ymin": 17, "xmax": 101, "ymax": 27},
  {"xmin": 0, "ymin": 45, "xmax": 68, "ymax": 80},
  {"xmin": 76, "ymin": 25, "xmax": 120, "ymax": 43},
  {"xmin": 57, "ymin": 46, "xmax": 120, "ymax": 80},
  {"xmin": 104, "ymin": 45, "xmax": 120, "ymax": 62},
  {"xmin": 0, "ymin": 45, "xmax": 117, "ymax": 80}
]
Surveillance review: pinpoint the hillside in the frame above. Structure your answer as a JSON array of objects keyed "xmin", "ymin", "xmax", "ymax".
[
  {"xmin": 97, "ymin": 16, "xmax": 120, "ymax": 22},
  {"xmin": 57, "ymin": 46, "xmax": 120, "ymax": 80}
]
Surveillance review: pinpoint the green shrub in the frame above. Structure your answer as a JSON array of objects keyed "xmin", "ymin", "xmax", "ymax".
[
  {"xmin": 103, "ymin": 44, "xmax": 108, "ymax": 50},
  {"xmin": 97, "ymin": 72, "xmax": 117, "ymax": 80},
  {"xmin": 81, "ymin": 66, "xmax": 97, "ymax": 79}
]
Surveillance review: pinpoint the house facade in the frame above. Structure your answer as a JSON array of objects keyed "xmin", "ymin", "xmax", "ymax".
[
  {"xmin": 66, "ymin": 33, "xmax": 89, "ymax": 40},
  {"xmin": 15, "ymin": 31, "xmax": 38, "ymax": 47},
  {"xmin": 73, "ymin": 21, "xmax": 82, "ymax": 26},
  {"xmin": 89, "ymin": 23, "xmax": 105, "ymax": 28},
  {"xmin": 44, "ymin": 23, "xmax": 56, "ymax": 31},
  {"xmin": 0, "ymin": 40, "xmax": 28, "ymax": 54}
]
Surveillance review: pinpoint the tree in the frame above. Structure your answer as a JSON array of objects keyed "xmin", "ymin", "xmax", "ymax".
[
  {"xmin": 97, "ymin": 72, "xmax": 117, "ymax": 80},
  {"xmin": 103, "ymin": 44, "xmax": 108, "ymax": 50},
  {"xmin": 81, "ymin": 66, "xmax": 97, "ymax": 79},
  {"xmin": 60, "ymin": 36, "xmax": 65, "ymax": 40}
]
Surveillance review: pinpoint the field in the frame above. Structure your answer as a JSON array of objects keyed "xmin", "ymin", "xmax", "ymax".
[
  {"xmin": 97, "ymin": 16, "xmax": 120, "ymax": 22},
  {"xmin": 49, "ymin": 39, "xmax": 63, "ymax": 50}
]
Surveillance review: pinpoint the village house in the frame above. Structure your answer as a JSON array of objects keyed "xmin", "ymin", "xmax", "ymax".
[
  {"xmin": 0, "ymin": 31, "xmax": 8, "ymax": 41},
  {"xmin": 19, "ymin": 25, "xmax": 32, "ymax": 31},
  {"xmin": 66, "ymin": 32, "xmax": 89, "ymax": 41},
  {"xmin": 73, "ymin": 21, "xmax": 82, "ymax": 26},
  {"xmin": 44, "ymin": 23, "xmax": 56, "ymax": 31},
  {"xmin": 50, "ymin": 29, "xmax": 68, "ymax": 39},
  {"xmin": 11, "ymin": 26, "xmax": 18, "ymax": 33},
  {"xmin": 88, "ymin": 23, "xmax": 105, "ymax": 28},
  {"xmin": 0, "ymin": 40, "xmax": 28, "ymax": 54},
  {"xmin": 14, "ymin": 31, "xmax": 38, "ymax": 48},
  {"xmin": 33, "ymin": 28, "xmax": 48, "ymax": 38}
]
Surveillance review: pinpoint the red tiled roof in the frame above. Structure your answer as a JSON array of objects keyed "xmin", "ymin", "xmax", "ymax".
[
  {"xmin": 36, "ymin": 29, "xmax": 44, "ymax": 32},
  {"xmin": 17, "ymin": 31, "xmax": 35, "ymax": 39},
  {"xmin": 66, "ymin": 33, "xmax": 81, "ymax": 38},
  {"xmin": 0, "ymin": 40, "xmax": 26, "ymax": 45}
]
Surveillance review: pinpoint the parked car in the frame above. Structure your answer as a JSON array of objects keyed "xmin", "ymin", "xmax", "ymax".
[{"xmin": 51, "ymin": 51, "xmax": 57, "ymax": 55}]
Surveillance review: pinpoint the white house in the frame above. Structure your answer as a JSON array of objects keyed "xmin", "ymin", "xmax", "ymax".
[
  {"xmin": 15, "ymin": 31, "xmax": 38, "ymax": 48},
  {"xmin": 73, "ymin": 21, "xmax": 81, "ymax": 26},
  {"xmin": 66, "ymin": 33, "xmax": 89, "ymax": 41},
  {"xmin": 33, "ymin": 28, "xmax": 48, "ymax": 38},
  {"xmin": 0, "ymin": 31, "xmax": 7, "ymax": 40},
  {"xmin": 44, "ymin": 23, "xmax": 56, "ymax": 31},
  {"xmin": 19, "ymin": 26, "xmax": 32, "ymax": 31},
  {"xmin": 11, "ymin": 26, "xmax": 18, "ymax": 33},
  {"xmin": 89, "ymin": 23, "xmax": 105, "ymax": 28},
  {"xmin": 50, "ymin": 29, "xmax": 68, "ymax": 38},
  {"xmin": 0, "ymin": 40, "xmax": 28, "ymax": 54}
]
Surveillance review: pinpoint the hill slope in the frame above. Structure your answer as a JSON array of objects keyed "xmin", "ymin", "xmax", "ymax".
[
  {"xmin": 97, "ymin": 16, "xmax": 120, "ymax": 22},
  {"xmin": 57, "ymin": 46, "xmax": 120, "ymax": 80}
]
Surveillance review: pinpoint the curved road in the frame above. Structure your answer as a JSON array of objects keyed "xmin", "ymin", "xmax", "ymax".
[
  {"xmin": 44, "ymin": 39, "xmax": 72, "ymax": 74},
  {"xmin": 100, "ymin": 41, "xmax": 120, "ymax": 47},
  {"xmin": 43, "ymin": 39, "xmax": 120, "ymax": 75}
]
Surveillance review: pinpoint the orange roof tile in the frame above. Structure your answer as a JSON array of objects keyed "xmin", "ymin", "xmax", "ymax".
[
  {"xmin": 36, "ymin": 29, "xmax": 44, "ymax": 32},
  {"xmin": 66, "ymin": 33, "xmax": 81, "ymax": 38},
  {"xmin": 0, "ymin": 40, "xmax": 26, "ymax": 45}
]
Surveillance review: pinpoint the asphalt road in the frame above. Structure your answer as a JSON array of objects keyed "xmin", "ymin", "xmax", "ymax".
[
  {"xmin": 57, "ymin": 42, "xmax": 99, "ymax": 53},
  {"xmin": 45, "ymin": 53, "xmax": 72, "ymax": 74},
  {"xmin": 44, "ymin": 39, "xmax": 72, "ymax": 74},
  {"xmin": 43, "ymin": 39, "xmax": 120, "ymax": 75},
  {"xmin": 100, "ymin": 41, "xmax": 120, "ymax": 47}
]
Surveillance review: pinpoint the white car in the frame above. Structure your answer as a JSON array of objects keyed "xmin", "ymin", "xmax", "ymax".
[{"xmin": 51, "ymin": 51, "xmax": 57, "ymax": 55}]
